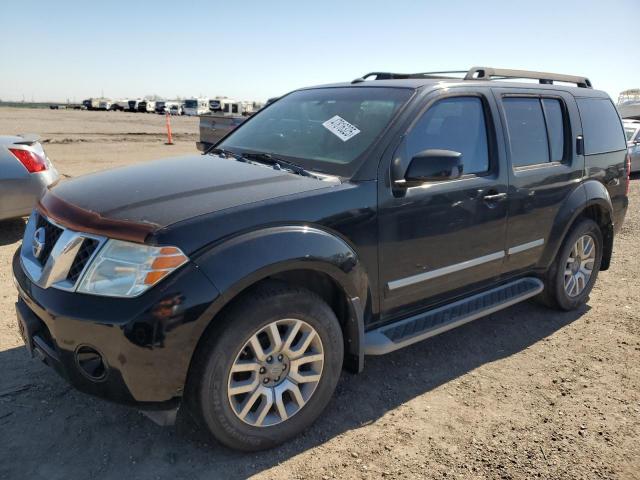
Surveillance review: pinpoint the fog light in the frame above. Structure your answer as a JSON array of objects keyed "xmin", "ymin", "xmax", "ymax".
[{"xmin": 75, "ymin": 346, "xmax": 107, "ymax": 381}]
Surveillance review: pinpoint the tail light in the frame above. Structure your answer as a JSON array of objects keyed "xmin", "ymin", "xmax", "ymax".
[
  {"xmin": 9, "ymin": 148, "xmax": 48, "ymax": 173},
  {"xmin": 625, "ymin": 152, "xmax": 631, "ymax": 196}
]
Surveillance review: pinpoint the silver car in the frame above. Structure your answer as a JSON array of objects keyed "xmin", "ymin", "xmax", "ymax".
[
  {"xmin": 0, "ymin": 135, "xmax": 60, "ymax": 221},
  {"xmin": 624, "ymin": 120, "xmax": 640, "ymax": 173}
]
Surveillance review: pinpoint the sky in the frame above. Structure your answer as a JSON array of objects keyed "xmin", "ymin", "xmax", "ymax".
[{"xmin": 0, "ymin": 0, "xmax": 637, "ymax": 103}]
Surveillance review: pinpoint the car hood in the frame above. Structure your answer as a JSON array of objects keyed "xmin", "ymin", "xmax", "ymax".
[{"xmin": 44, "ymin": 154, "xmax": 339, "ymax": 239}]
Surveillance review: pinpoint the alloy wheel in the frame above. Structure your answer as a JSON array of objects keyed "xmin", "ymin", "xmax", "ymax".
[
  {"xmin": 564, "ymin": 234, "xmax": 596, "ymax": 297},
  {"xmin": 227, "ymin": 318, "xmax": 324, "ymax": 427}
]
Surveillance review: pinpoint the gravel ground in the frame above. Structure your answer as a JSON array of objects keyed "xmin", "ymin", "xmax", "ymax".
[{"xmin": 0, "ymin": 108, "xmax": 638, "ymax": 480}]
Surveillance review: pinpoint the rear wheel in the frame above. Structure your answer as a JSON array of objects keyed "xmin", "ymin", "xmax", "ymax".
[
  {"xmin": 188, "ymin": 284, "xmax": 343, "ymax": 451},
  {"xmin": 539, "ymin": 218, "xmax": 603, "ymax": 311}
]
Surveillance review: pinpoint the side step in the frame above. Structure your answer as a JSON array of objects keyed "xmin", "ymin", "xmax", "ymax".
[{"xmin": 364, "ymin": 277, "xmax": 543, "ymax": 355}]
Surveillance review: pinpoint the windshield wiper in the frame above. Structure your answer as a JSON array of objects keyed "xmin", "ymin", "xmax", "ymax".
[
  {"xmin": 240, "ymin": 152, "xmax": 316, "ymax": 178},
  {"xmin": 204, "ymin": 146, "xmax": 245, "ymax": 161}
]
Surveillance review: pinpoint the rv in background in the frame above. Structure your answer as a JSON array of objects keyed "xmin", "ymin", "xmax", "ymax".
[
  {"xmin": 156, "ymin": 101, "xmax": 182, "ymax": 114},
  {"xmin": 111, "ymin": 100, "xmax": 128, "ymax": 111},
  {"xmin": 137, "ymin": 100, "xmax": 156, "ymax": 113},
  {"xmin": 184, "ymin": 98, "xmax": 210, "ymax": 116},
  {"xmin": 169, "ymin": 103, "xmax": 184, "ymax": 115},
  {"xmin": 127, "ymin": 99, "xmax": 142, "ymax": 112},
  {"xmin": 619, "ymin": 89, "xmax": 640, "ymax": 120},
  {"xmin": 98, "ymin": 99, "xmax": 113, "ymax": 111},
  {"xmin": 155, "ymin": 101, "xmax": 167, "ymax": 114},
  {"xmin": 223, "ymin": 101, "xmax": 258, "ymax": 116},
  {"xmin": 82, "ymin": 98, "xmax": 102, "ymax": 110}
]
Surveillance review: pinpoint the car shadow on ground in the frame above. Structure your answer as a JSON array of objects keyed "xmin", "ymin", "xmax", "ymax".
[
  {"xmin": 0, "ymin": 299, "xmax": 588, "ymax": 479},
  {"xmin": 0, "ymin": 218, "xmax": 25, "ymax": 246}
]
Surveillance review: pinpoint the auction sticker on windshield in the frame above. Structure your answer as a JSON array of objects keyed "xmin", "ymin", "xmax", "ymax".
[{"xmin": 322, "ymin": 115, "xmax": 361, "ymax": 142}]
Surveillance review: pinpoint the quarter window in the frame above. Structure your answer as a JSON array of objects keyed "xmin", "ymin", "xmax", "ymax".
[
  {"xmin": 577, "ymin": 98, "xmax": 627, "ymax": 154},
  {"xmin": 406, "ymin": 97, "xmax": 490, "ymax": 175}
]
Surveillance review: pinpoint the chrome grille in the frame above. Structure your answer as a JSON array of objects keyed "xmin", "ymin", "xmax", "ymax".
[
  {"xmin": 35, "ymin": 214, "xmax": 64, "ymax": 266},
  {"xmin": 20, "ymin": 211, "xmax": 106, "ymax": 292},
  {"xmin": 67, "ymin": 238, "xmax": 100, "ymax": 283}
]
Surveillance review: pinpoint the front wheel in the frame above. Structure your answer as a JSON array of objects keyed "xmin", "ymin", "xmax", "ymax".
[
  {"xmin": 539, "ymin": 218, "xmax": 603, "ymax": 311},
  {"xmin": 188, "ymin": 284, "xmax": 343, "ymax": 451}
]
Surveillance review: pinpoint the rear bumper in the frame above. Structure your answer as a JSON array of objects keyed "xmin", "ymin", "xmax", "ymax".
[
  {"xmin": 12, "ymin": 248, "xmax": 220, "ymax": 407},
  {"xmin": 0, "ymin": 169, "xmax": 59, "ymax": 220}
]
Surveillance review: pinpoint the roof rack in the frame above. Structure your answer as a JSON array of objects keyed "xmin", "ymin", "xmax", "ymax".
[
  {"xmin": 353, "ymin": 71, "xmax": 467, "ymax": 83},
  {"xmin": 352, "ymin": 67, "xmax": 593, "ymax": 88},
  {"xmin": 464, "ymin": 67, "xmax": 592, "ymax": 88}
]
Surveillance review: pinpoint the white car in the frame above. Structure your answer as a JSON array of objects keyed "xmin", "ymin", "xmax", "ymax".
[{"xmin": 624, "ymin": 120, "xmax": 640, "ymax": 172}]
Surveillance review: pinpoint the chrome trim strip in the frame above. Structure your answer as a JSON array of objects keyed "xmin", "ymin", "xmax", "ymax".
[
  {"xmin": 507, "ymin": 238, "xmax": 544, "ymax": 255},
  {"xmin": 387, "ymin": 251, "xmax": 505, "ymax": 291}
]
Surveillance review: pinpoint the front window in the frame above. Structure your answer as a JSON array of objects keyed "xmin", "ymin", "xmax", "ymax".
[
  {"xmin": 406, "ymin": 96, "xmax": 490, "ymax": 175},
  {"xmin": 185, "ymin": 100, "xmax": 197, "ymax": 108},
  {"xmin": 219, "ymin": 87, "xmax": 412, "ymax": 176}
]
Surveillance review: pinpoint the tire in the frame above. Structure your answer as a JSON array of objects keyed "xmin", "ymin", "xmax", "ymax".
[
  {"xmin": 188, "ymin": 283, "xmax": 343, "ymax": 451},
  {"xmin": 538, "ymin": 218, "xmax": 603, "ymax": 311}
]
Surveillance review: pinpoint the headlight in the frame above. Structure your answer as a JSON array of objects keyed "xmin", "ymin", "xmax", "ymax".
[{"xmin": 77, "ymin": 239, "xmax": 188, "ymax": 298}]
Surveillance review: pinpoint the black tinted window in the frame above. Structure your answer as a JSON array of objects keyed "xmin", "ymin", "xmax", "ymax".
[
  {"xmin": 542, "ymin": 99, "xmax": 565, "ymax": 161},
  {"xmin": 406, "ymin": 97, "xmax": 489, "ymax": 175},
  {"xmin": 577, "ymin": 99, "xmax": 626, "ymax": 154},
  {"xmin": 503, "ymin": 98, "xmax": 549, "ymax": 166}
]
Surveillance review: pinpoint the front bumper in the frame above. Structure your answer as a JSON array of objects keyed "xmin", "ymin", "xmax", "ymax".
[{"xmin": 12, "ymin": 248, "xmax": 220, "ymax": 407}]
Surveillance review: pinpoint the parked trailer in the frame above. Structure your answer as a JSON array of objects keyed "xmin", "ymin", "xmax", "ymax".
[
  {"xmin": 169, "ymin": 103, "xmax": 184, "ymax": 116},
  {"xmin": 196, "ymin": 114, "xmax": 247, "ymax": 151},
  {"xmin": 98, "ymin": 99, "xmax": 113, "ymax": 111},
  {"xmin": 111, "ymin": 100, "xmax": 128, "ymax": 111},
  {"xmin": 137, "ymin": 100, "xmax": 156, "ymax": 113},
  {"xmin": 155, "ymin": 101, "xmax": 167, "ymax": 114},
  {"xmin": 618, "ymin": 89, "xmax": 640, "ymax": 120},
  {"xmin": 82, "ymin": 98, "xmax": 102, "ymax": 110},
  {"xmin": 127, "ymin": 99, "xmax": 141, "ymax": 112},
  {"xmin": 223, "ymin": 101, "xmax": 257, "ymax": 116},
  {"xmin": 184, "ymin": 98, "xmax": 210, "ymax": 116}
]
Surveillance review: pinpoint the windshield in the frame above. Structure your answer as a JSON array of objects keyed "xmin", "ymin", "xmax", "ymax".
[
  {"xmin": 625, "ymin": 126, "xmax": 637, "ymax": 141},
  {"xmin": 185, "ymin": 100, "xmax": 198, "ymax": 108},
  {"xmin": 218, "ymin": 87, "xmax": 412, "ymax": 176}
]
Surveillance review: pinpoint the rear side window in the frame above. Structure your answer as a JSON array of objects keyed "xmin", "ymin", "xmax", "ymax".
[
  {"xmin": 503, "ymin": 98, "xmax": 549, "ymax": 166},
  {"xmin": 406, "ymin": 97, "xmax": 489, "ymax": 175},
  {"xmin": 577, "ymin": 98, "xmax": 626, "ymax": 154},
  {"xmin": 503, "ymin": 97, "xmax": 568, "ymax": 167},
  {"xmin": 542, "ymin": 99, "xmax": 565, "ymax": 161}
]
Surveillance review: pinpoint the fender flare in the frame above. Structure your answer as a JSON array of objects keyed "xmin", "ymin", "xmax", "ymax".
[
  {"xmin": 539, "ymin": 180, "xmax": 614, "ymax": 270},
  {"xmin": 191, "ymin": 225, "xmax": 369, "ymax": 372}
]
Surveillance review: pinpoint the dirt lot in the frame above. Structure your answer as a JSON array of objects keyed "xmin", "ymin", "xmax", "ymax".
[{"xmin": 0, "ymin": 107, "xmax": 638, "ymax": 480}]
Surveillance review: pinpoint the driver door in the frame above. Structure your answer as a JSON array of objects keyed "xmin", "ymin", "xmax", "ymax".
[{"xmin": 377, "ymin": 88, "xmax": 509, "ymax": 321}]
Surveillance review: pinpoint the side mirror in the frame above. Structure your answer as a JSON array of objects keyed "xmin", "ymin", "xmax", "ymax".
[{"xmin": 400, "ymin": 149, "xmax": 463, "ymax": 186}]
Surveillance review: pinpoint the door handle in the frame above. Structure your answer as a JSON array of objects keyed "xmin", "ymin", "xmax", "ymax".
[{"xmin": 483, "ymin": 192, "xmax": 507, "ymax": 202}]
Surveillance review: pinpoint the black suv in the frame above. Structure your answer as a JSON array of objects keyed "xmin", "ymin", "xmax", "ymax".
[{"xmin": 13, "ymin": 67, "xmax": 630, "ymax": 451}]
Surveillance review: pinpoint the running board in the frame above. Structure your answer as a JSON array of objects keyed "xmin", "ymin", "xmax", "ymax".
[{"xmin": 364, "ymin": 277, "xmax": 544, "ymax": 355}]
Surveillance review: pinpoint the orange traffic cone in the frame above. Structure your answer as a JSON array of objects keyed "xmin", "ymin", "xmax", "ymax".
[{"xmin": 165, "ymin": 112, "xmax": 174, "ymax": 145}]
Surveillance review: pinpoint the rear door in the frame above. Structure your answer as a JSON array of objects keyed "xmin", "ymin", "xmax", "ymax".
[
  {"xmin": 377, "ymin": 87, "xmax": 509, "ymax": 321},
  {"xmin": 492, "ymin": 88, "xmax": 583, "ymax": 272}
]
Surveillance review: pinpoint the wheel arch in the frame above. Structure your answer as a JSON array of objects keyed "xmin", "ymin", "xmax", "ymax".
[
  {"xmin": 540, "ymin": 181, "xmax": 614, "ymax": 271},
  {"xmin": 186, "ymin": 226, "xmax": 370, "ymax": 381}
]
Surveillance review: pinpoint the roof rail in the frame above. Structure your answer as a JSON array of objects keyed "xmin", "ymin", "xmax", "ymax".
[
  {"xmin": 465, "ymin": 67, "xmax": 592, "ymax": 88},
  {"xmin": 353, "ymin": 67, "xmax": 593, "ymax": 88},
  {"xmin": 352, "ymin": 71, "xmax": 467, "ymax": 83}
]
